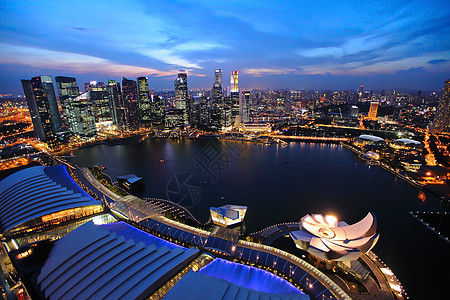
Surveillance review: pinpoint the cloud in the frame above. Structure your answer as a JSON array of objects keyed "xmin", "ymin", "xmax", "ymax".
[
  {"xmin": 73, "ymin": 27, "xmax": 87, "ymax": 32},
  {"xmin": 243, "ymin": 68, "xmax": 298, "ymax": 77},
  {"xmin": 396, "ymin": 66, "xmax": 425, "ymax": 74},
  {"xmin": 0, "ymin": 43, "xmax": 175, "ymax": 77},
  {"xmin": 139, "ymin": 49, "xmax": 202, "ymax": 69},
  {"xmin": 427, "ymin": 59, "xmax": 449, "ymax": 65}
]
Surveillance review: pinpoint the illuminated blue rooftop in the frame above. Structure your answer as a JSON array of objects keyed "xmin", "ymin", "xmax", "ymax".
[{"xmin": 165, "ymin": 258, "xmax": 308, "ymax": 300}]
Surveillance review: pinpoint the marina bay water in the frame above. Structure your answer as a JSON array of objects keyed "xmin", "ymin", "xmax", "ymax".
[{"xmin": 69, "ymin": 138, "xmax": 447, "ymax": 299}]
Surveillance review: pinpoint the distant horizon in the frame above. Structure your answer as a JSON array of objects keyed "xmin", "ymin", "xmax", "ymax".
[{"xmin": 1, "ymin": 1, "xmax": 449, "ymax": 95}]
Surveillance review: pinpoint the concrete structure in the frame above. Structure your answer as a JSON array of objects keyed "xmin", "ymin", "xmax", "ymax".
[
  {"xmin": 116, "ymin": 174, "xmax": 143, "ymax": 191},
  {"xmin": 0, "ymin": 166, "xmax": 103, "ymax": 236},
  {"xmin": 290, "ymin": 213, "xmax": 379, "ymax": 262},
  {"xmin": 210, "ymin": 205, "xmax": 247, "ymax": 227}
]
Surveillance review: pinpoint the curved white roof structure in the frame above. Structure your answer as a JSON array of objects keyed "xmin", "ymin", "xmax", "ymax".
[
  {"xmin": 38, "ymin": 221, "xmax": 199, "ymax": 300},
  {"xmin": 290, "ymin": 213, "xmax": 379, "ymax": 261},
  {"xmin": 0, "ymin": 165, "xmax": 102, "ymax": 234},
  {"xmin": 357, "ymin": 135, "xmax": 385, "ymax": 142},
  {"xmin": 394, "ymin": 138, "xmax": 421, "ymax": 145}
]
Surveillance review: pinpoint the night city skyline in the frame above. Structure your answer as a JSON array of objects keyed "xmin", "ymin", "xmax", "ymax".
[
  {"xmin": 1, "ymin": 2, "xmax": 449, "ymax": 300},
  {"xmin": 1, "ymin": 0, "xmax": 450, "ymax": 95}
]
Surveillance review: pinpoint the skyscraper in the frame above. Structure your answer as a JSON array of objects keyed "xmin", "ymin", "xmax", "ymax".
[
  {"xmin": 21, "ymin": 76, "xmax": 63, "ymax": 147},
  {"xmin": 240, "ymin": 90, "xmax": 251, "ymax": 123},
  {"xmin": 229, "ymin": 71, "xmax": 240, "ymax": 126},
  {"xmin": 368, "ymin": 102, "xmax": 379, "ymax": 120},
  {"xmin": 432, "ymin": 79, "xmax": 450, "ymax": 133},
  {"xmin": 150, "ymin": 94, "xmax": 165, "ymax": 127},
  {"xmin": 214, "ymin": 69, "xmax": 222, "ymax": 86},
  {"xmin": 122, "ymin": 77, "xmax": 140, "ymax": 131},
  {"xmin": 137, "ymin": 77, "xmax": 151, "ymax": 126},
  {"xmin": 174, "ymin": 70, "xmax": 188, "ymax": 124},
  {"xmin": 107, "ymin": 80, "xmax": 126, "ymax": 131},
  {"xmin": 66, "ymin": 92, "xmax": 97, "ymax": 137},
  {"xmin": 230, "ymin": 71, "xmax": 239, "ymax": 93},
  {"xmin": 87, "ymin": 81, "xmax": 111, "ymax": 123},
  {"xmin": 212, "ymin": 69, "xmax": 223, "ymax": 105},
  {"xmin": 55, "ymin": 76, "xmax": 79, "ymax": 125}
]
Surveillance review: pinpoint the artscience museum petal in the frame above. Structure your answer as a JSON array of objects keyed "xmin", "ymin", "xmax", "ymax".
[{"xmin": 290, "ymin": 212, "xmax": 379, "ymax": 262}]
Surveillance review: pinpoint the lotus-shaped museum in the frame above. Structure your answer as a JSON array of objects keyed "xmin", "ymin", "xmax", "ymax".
[{"xmin": 289, "ymin": 212, "xmax": 379, "ymax": 261}]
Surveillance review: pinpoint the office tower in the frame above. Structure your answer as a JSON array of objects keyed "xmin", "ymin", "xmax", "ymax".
[
  {"xmin": 150, "ymin": 94, "xmax": 165, "ymax": 127},
  {"xmin": 107, "ymin": 80, "xmax": 126, "ymax": 131},
  {"xmin": 432, "ymin": 79, "xmax": 450, "ymax": 133},
  {"xmin": 210, "ymin": 107, "xmax": 222, "ymax": 130},
  {"xmin": 349, "ymin": 105, "xmax": 359, "ymax": 118},
  {"xmin": 214, "ymin": 69, "xmax": 222, "ymax": 86},
  {"xmin": 199, "ymin": 96, "xmax": 210, "ymax": 127},
  {"xmin": 21, "ymin": 76, "xmax": 62, "ymax": 146},
  {"xmin": 122, "ymin": 77, "xmax": 140, "ymax": 131},
  {"xmin": 174, "ymin": 70, "xmax": 188, "ymax": 124},
  {"xmin": 84, "ymin": 81, "xmax": 111, "ymax": 123},
  {"xmin": 212, "ymin": 69, "xmax": 223, "ymax": 105},
  {"xmin": 66, "ymin": 92, "xmax": 97, "ymax": 137},
  {"xmin": 368, "ymin": 102, "xmax": 379, "ymax": 120},
  {"xmin": 137, "ymin": 77, "xmax": 151, "ymax": 126},
  {"xmin": 230, "ymin": 71, "xmax": 239, "ymax": 93},
  {"xmin": 55, "ymin": 76, "xmax": 80, "ymax": 125},
  {"xmin": 223, "ymin": 96, "xmax": 232, "ymax": 127},
  {"xmin": 240, "ymin": 90, "xmax": 251, "ymax": 123}
]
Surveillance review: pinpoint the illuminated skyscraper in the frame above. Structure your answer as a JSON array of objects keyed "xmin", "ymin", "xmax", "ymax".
[
  {"xmin": 122, "ymin": 77, "xmax": 140, "ymax": 131},
  {"xmin": 368, "ymin": 102, "xmax": 379, "ymax": 120},
  {"xmin": 150, "ymin": 95, "xmax": 165, "ymax": 127},
  {"xmin": 84, "ymin": 81, "xmax": 111, "ymax": 123},
  {"xmin": 214, "ymin": 69, "xmax": 222, "ymax": 86},
  {"xmin": 55, "ymin": 76, "xmax": 80, "ymax": 125},
  {"xmin": 66, "ymin": 92, "xmax": 97, "ymax": 137},
  {"xmin": 432, "ymin": 79, "xmax": 450, "ymax": 133},
  {"xmin": 359, "ymin": 85, "xmax": 364, "ymax": 101},
  {"xmin": 137, "ymin": 77, "xmax": 151, "ymax": 126},
  {"xmin": 212, "ymin": 69, "xmax": 223, "ymax": 106},
  {"xmin": 230, "ymin": 71, "xmax": 239, "ymax": 93},
  {"xmin": 240, "ymin": 90, "xmax": 251, "ymax": 123},
  {"xmin": 107, "ymin": 80, "xmax": 126, "ymax": 131},
  {"xmin": 174, "ymin": 70, "xmax": 188, "ymax": 123},
  {"xmin": 21, "ymin": 76, "xmax": 62, "ymax": 147}
]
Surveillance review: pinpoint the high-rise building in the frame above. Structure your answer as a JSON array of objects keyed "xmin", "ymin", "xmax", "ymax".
[
  {"xmin": 150, "ymin": 94, "xmax": 165, "ymax": 127},
  {"xmin": 107, "ymin": 80, "xmax": 126, "ymax": 131},
  {"xmin": 174, "ymin": 70, "xmax": 188, "ymax": 124},
  {"xmin": 214, "ymin": 69, "xmax": 222, "ymax": 86},
  {"xmin": 199, "ymin": 96, "xmax": 210, "ymax": 127},
  {"xmin": 55, "ymin": 76, "xmax": 79, "ymax": 125},
  {"xmin": 85, "ymin": 81, "xmax": 111, "ymax": 123},
  {"xmin": 349, "ymin": 105, "xmax": 360, "ymax": 118},
  {"xmin": 240, "ymin": 90, "xmax": 251, "ymax": 123},
  {"xmin": 368, "ymin": 102, "xmax": 379, "ymax": 120},
  {"xmin": 66, "ymin": 92, "xmax": 97, "ymax": 137},
  {"xmin": 432, "ymin": 79, "xmax": 450, "ymax": 133},
  {"xmin": 230, "ymin": 71, "xmax": 239, "ymax": 93},
  {"xmin": 137, "ymin": 77, "xmax": 151, "ymax": 126},
  {"xmin": 212, "ymin": 69, "xmax": 223, "ymax": 105},
  {"xmin": 21, "ymin": 76, "xmax": 63, "ymax": 146},
  {"xmin": 122, "ymin": 77, "xmax": 140, "ymax": 131},
  {"xmin": 359, "ymin": 85, "xmax": 364, "ymax": 101}
]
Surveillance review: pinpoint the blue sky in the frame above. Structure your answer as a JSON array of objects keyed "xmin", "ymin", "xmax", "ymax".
[{"xmin": 1, "ymin": 0, "xmax": 449, "ymax": 94}]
